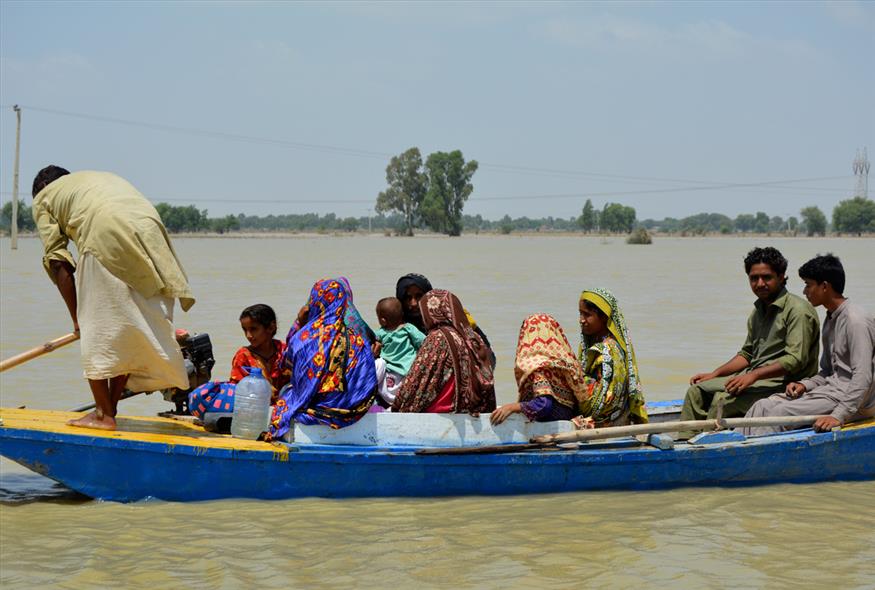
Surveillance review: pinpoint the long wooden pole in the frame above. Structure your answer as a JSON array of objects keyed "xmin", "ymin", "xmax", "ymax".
[
  {"xmin": 11, "ymin": 105, "xmax": 22, "ymax": 250},
  {"xmin": 0, "ymin": 333, "xmax": 80, "ymax": 372},
  {"xmin": 415, "ymin": 415, "xmax": 825, "ymax": 456},
  {"xmin": 532, "ymin": 415, "xmax": 825, "ymax": 445}
]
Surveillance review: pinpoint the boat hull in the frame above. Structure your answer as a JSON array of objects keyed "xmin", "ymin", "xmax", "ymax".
[{"xmin": 2, "ymin": 409, "xmax": 873, "ymax": 502}]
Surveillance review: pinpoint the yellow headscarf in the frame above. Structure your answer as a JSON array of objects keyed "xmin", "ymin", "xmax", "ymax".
[{"xmin": 579, "ymin": 289, "xmax": 648, "ymax": 424}]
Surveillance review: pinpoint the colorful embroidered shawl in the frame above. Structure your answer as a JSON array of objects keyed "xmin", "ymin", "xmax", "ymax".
[
  {"xmin": 269, "ymin": 278, "xmax": 376, "ymax": 437},
  {"xmin": 393, "ymin": 290, "xmax": 495, "ymax": 413},
  {"xmin": 337, "ymin": 276, "xmax": 375, "ymax": 345},
  {"xmin": 579, "ymin": 288, "xmax": 648, "ymax": 424},
  {"xmin": 514, "ymin": 314, "xmax": 585, "ymax": 409},
  {"xmin": 287, "ymin": 276, "xmax": 374, "ymax": 346}
]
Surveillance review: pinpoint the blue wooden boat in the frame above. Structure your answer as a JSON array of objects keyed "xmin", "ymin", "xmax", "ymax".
[{"xmin": 1, "ymin": 402, "xmax": 873, "ymax": 503}]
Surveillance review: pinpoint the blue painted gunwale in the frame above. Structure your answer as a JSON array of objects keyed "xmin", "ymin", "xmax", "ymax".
[{"xmin": 2, "ymin": 416, "xmax": 873, "ymax": 502}]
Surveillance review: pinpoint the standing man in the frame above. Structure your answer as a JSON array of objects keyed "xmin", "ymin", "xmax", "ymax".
[
  {"xmin": 32, "ymin": 166, "xmax": 195, "ymax": 430},
  {"xmin": 680, "ymin": 247, "xmax": 819, "ymax": 433},
  {"xmin": 744, "ymin": 254, "xmax": 875, "ymax": 434}
]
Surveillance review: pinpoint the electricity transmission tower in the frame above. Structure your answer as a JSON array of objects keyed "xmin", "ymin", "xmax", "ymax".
[{"xmin": 853, "ymin": 147, "xmax": 869, "ymax": 198}]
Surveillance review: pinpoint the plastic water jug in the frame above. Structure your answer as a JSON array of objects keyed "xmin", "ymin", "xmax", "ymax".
[{"xmin": 230, "ymin": 367, "xmax": 272, "ymax": 439}]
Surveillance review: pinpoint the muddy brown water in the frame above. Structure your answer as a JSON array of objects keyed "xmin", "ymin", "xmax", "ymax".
[{"xmin": 2, "ymin": 235, "xmax": 873, "ymax": 588}]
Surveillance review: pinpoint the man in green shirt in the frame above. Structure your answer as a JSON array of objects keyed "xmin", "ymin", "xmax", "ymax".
[{"xmin": 680, "ymin": 247, "xmax": 819, "ymax": 432}]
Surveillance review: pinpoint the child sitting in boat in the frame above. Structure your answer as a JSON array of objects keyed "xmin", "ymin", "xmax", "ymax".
[
  {"xmin": 188, "ymin": 304, "xmax": 290, "ymax": 420},
  {"xmin": 373, "ymin": 297, "xmax": 425, "ymax": 406},
  {"xmin": 230, "ymin": 304, "xmax": 290, "ymax": 396}
]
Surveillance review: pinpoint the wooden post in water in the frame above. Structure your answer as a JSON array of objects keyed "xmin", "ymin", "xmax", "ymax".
[{"xmin": 11, "ymin": 104, "xmax": 22, "ymax": 250}]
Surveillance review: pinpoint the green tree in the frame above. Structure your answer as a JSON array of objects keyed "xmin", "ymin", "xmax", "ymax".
[
  {"xmin": 800, "ymin": 206, "xmax": 827, "ymax": 236},
  {"xmin": 754, "ymin": 211, "xmax": 770, "ymax": 234},
  {"xmin": 832, "ymin": 196, "xmax": 875, "ymax": 235},
  {"xmin": 375, "ymin": 147, "xmax": 427, "ymax": 237},
  {"xmin": 678, "ymin": 212, "xmax": 733, "ymax": 234},
  {"xmin": 600, "ymin": 203, "xmax": 636, "ymax": 233},
  {"xmin": 769, "ymin": 215, "xmax": 785, "ymax": 233},
  {"xmin": 420, "ymin": 150, "xmax": 478, "ymax": 236},
  {"xmin": 0, "ymin": 199, "xmax": 36, "ymax": 232},
  {"xmin": 499, "ymin": 214, "xmax": 513, "ymax": 234},
  {"xmin": 210, "ymin": 214, "xmax": 240, "ymax": 234},
  {"xmin": 735, "ymin": 214, "xmax": 755, "ymax": 233},
  {"xmin": 339, "ymin": 217, "xmax": 359, "ymax": 232},
  {"xmin": 155, "ymin": 203, "xmax": 208, "ymax": 232},
  {"xmin": 578, "ymin": 198, "xmax": 596, "ymax": 233},
  {"xmin": 787, "ymin": 216, "xmax": 799, "ymax": 235}
]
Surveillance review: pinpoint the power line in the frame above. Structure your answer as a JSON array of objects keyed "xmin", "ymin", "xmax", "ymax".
[
  {"xmin": 14, "ymin": 105, "xmax": 392, "ymax": 160},
  {"xmin": 8, "ymin": 104, "xmax": 851, "ymax": 189},
  {"xmin": 1, "ymin": 180, "xmax": 855, "ymax": 204}
]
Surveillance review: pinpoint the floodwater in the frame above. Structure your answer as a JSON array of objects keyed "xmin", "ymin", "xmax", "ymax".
[{"xmin": 1, "ymin": 235, "xmax": 874, "ymax": 588}]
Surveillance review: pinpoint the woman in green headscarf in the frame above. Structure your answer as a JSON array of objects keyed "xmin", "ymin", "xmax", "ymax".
[
  {"xmin": 576, "ymin": 288, "xmax": 648, "ymax": 427},
  {"xmin": 491, "ymin": 287, "xmax": 648, "ymax": 428}
]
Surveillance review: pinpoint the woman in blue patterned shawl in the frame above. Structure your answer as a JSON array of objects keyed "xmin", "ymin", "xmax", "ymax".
[
  {"xmin": 286, "ymin": 276, "xmax": 375, "ymax": 346},
  {"xmin": 268, "ymin": 278, "xmax": 377, "ymax": 439}
]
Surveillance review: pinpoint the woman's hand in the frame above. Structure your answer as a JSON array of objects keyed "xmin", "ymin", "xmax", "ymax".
[
  {"xmin": 572, "ymin": 416, "xmax": 595, "ymax": 430},
  {"xmin": 371, "ymin": 341, "xmax": 382, "ymax": 357},
  {"xmin": 490, "ymin": 402, "xmax": 521, "ymax": 425},
  {"xmin": 296, "ymin": 305, "xmax": 309, "ymax": 326}
]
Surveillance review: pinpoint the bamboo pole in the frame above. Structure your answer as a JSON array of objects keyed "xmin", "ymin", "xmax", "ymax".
[
  {"xmin": 415, "ymin": 415, "xmax": 825, "ymax": 456},
  {"xmin": 0, "ymin": 333, "xmax": 80, "ymax": 372},
  {"xmin": 531, "ymin": 415, "xmax": 825, "ymax": 445}
]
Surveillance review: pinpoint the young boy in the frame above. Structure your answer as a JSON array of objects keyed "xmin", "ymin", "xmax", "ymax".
[
  {"xmin": 373, "ymin": 297, "xmax": 425, "ymax": 406},
  {"xmin": 744, "ymin": 254, "xmax": 875, "ymax": 434}
]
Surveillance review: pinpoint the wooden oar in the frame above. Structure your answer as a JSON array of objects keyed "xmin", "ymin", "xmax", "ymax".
[
  {"xmin": 0, "ymin": 332, "xmax": 79, "ymax": 373},
  {"xmin": 415, "ymin": 415, "xmax": 825, "ymax": 455}
]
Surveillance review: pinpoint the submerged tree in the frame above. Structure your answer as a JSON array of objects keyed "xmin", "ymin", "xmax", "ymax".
[
  {"xmin": 375, "ymin": 147, "xmax": 427, "ymax": 236},
  {"xmin": 578, "ymin": 198, "xmax": 596, "ymax": 233},
  {"xmin": 832, "ymin": 196, "xmax": 875, "ymax": 235},
  {"xmin": 154, "ymin": 203, "xmax": 209, "ymax": 232},
  {"xmin": 754, "ymin": 211, "xmax": 770, "ymax": 234},
  {"xmin": 800, "ymin": 206, "xmax": 827, "ymax": 236},
  {"xmin": 735, "ymin": 214, "xmax": 755, "ymax": 233},
  {"xmin": 210, "ymin": 214, "xmax": 240, "ymax": 234},
  {"xmin": 0, "ymin": 199, "xmax": 36, "ymax": 232},
  {"xmin": 420, "ymin": 150, "xmax": 478, "ymax": 236},
  {"xmin": 600, "ymin": 203, "xmax": 636, "ymax": 233}
]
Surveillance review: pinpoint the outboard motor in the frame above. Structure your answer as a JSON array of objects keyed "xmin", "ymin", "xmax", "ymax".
[{"xmin": 161, "ymin": 330, "xmax": 215, "ymax": 414}]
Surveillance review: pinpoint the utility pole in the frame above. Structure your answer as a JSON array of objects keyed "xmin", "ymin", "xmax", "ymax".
[{"xmin": 11, "ymin": 105, "xmax": 22, "ymax": 250}]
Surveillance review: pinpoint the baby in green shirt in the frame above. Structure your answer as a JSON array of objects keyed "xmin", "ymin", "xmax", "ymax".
[{"xmin": 374, "ymin": 297, "xmax": 426, "ymax": 406}]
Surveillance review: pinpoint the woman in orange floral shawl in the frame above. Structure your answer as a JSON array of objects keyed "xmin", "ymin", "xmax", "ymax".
[{"xmin": 490, "ymin": 314, "xmax": 582, "ymax": 425}]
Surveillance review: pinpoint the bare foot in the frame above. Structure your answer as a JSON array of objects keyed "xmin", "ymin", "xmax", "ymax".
[{"xmin": 68, "ymin": 410, "xmax": 117, "ymax": 431}]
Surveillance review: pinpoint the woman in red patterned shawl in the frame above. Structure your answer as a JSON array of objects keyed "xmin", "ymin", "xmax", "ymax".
[{"xmin": 392, "ymin": 290, "xmax": 496, "ymax": 413}]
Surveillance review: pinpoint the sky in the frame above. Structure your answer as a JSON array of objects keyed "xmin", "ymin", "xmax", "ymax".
[{"xmin": 1, "ymin": 1, "xmax": 873, "ymax": 221}]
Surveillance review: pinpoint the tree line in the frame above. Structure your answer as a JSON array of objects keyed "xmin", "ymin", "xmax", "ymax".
[
  {"xmin": 3, "ymin": 193, "xmax": 874, "ymax": 237},
  {"xmin": 638, "ymin": 198, "xmax": 874, "ymax": 236}
]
